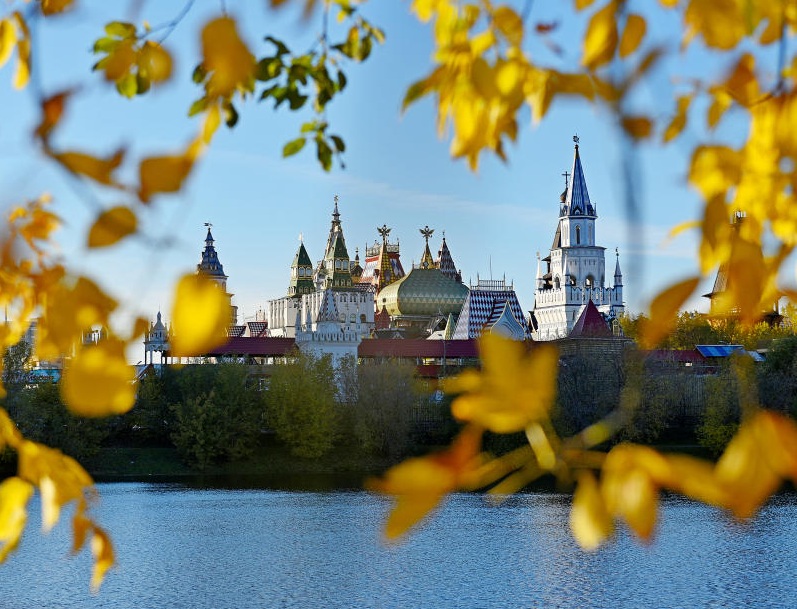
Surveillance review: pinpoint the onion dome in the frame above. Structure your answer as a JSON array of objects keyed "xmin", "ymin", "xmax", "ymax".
[{"xmin": 377, "ymin": 267, "xmax": 468, "ymax": 317}]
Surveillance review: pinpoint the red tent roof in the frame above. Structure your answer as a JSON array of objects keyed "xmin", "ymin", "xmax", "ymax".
[{"xmin": 569, "ymin": 300, "xmax": 611, "ymax": 338}]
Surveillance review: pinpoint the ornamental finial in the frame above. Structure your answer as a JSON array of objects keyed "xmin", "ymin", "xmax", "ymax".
[
  {"xmin": 420, "ymin": 225, "xmax": 434, "ymax": 243},
  {"xmin": 377, "ymin": 224, "xmax": 391, "ymax": 244},
  {"xmin": 573, "ymin": 134, "xmax": 580, "ymax": 145}
]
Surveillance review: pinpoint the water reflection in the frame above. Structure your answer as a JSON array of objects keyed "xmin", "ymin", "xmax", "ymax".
[{"xmin": 1, "ymin": 485, "xmax": 795, "ymax": 609}]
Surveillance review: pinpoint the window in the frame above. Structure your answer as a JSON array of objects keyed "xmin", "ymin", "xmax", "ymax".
[
  {"xmin": 554, "ymin": 276, "xmax": 560, "ymax": 289},
  {"xmin": 575, "ymin": 225, "xmax": 581, "ymax": 245},
  {"xmin": 585, "ymin": 275, "xmax": 594, "ymax": 288}
]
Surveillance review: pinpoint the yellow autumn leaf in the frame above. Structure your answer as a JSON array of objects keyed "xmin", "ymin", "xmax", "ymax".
[
  {"xmin": 641, "ymin": 276, "xmax": 700, "ymax": 348},
  {"xmin": 582, "ymin": 0, "xmax": 618, "ymax": 70},
  {"xmin": 96, "ymin": 38, "xmax": 136, "ymax": 82},
  {"xmin": 570, "ymin": 471, "xmax": 614, "ymax": 550},
  {"xmin": 87, "ymin": 206, "xmax": 137, "ymax": 248},
  {"xmin": 688, "ymin": 145, "xmax": 742, "ymax": 199},
  {"xmin": 17, "ymin": 440, "xmax": 94, "ymax": 532},
  {"xmin": 71, "ymin": 500, "xmax": 91, "ymax": 554},
  {"xmin": 601, "ymin": 446, "xmax": 660, "ymax": 541},
  {"xmin": 715, "ymin": 415, "xmax": 781, "ymax": 519},
  {"xmin": 753, "ymin": 411, "xmax": 797, "ymax": 482},
  {"xmin": 202, "ymin": 102, "xmax": 222, "ymax": 144},
  {"xmin": 0, "ymin": 18, "xmax": 17, "ymax": 69},
  {"xmin": 619, "ymin": 13, "xmax": 646, "ymax": 58},
  {"xmin": 137, "ymin": 40, "xmax": 172, "ymax": 83},
  {"xmin": 684, "ymin": 0, "xmax": 746, "ymax": 50},
  {"xmin": 138, "ymin": 152, "xmax": 194, "ymax": 202},
  {"xmin": 53, "ymin": 149, "xmax": 125, "ymax": 186},
  {"xmin": 722, "ymin": 53, "xmax": 759, "ymax": 107},
  {"xmin": 663, "ymin": 95, "xmax": 691, "ymax": 143},
  {"xmin": 11, "ymin": 12, "xmax": 30, "ymax": 89},
  {"xmin": 170, "ymin": 273, "xmax": 230, "ymax": 357},
  {"xmin": 61, "ymin": 339, "xmax": 136, "ymax": 417},
  {"xmin": 0, "ymin": 477, "xmax": 33, "ymax": 562},
  {"xmin": 575, "ymin": 0, "xmax": 596, "ymax": 9},
  {"xmin": 621, "ymin": 115, "xmax": 652, "ymax": 139},
  {"xmin": 201, "ymin": 16, "xmax": 256, "ymax": 100},
  {"xmin": 447, "ymin": 335, "xmax": 558, "ymax": 433},
  {"xmin": 90, "ymin": 527, "xmax": 115, "ymax": 592},
  {"xmin": 0, "ymin": 408, "xmax": 23, "ymax": 450},
  {"xmin": 367, "ymin": 425, "xmax": 482, "ymax": 539},
  {"xmin": 34, "ymin": 90, "xmax": 69, "ymax": 143},
  {"xmin": 491, "ymin": 6, "xmax": 524, "ymax": 47},
  {"xmin": 40, "ymin": 0, "xmax": 76, "ymax": 15}
]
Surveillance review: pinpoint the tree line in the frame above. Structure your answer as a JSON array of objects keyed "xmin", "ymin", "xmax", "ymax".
[{"xmin": 1, "ymin": 348, "xmax": 451, "ymax": 470}]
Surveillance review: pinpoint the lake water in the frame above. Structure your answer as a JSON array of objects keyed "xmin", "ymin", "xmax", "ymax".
[{"xmin": 1, "ymin": 483, "xmax": 796, "ymax": 608}]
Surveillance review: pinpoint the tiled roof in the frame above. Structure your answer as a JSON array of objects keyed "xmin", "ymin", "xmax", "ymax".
[
  {"xmin": 569, "ymin": 300, "xmax": 611, "ymax": 338},
  {"xmin": 358, "ymin": 338, "xmax": 478, "ymax": 358},
  {"xmin": 207, "ymin": 337, "xmax": 296, "ymax": 356},
  {"xmin": 695, "ymin": 344, "xmax": 745, "ymax": 357},
  {"xmin": 227, "ymin": 325, "xmax": 246, "ymax": 337},
  {"xmin": 206, "ymin": 337, "xmax": 479, "ymax": 359},
  {"xmin": 378, "ymin": 267, "xmax": 468, "ymax": 317},
  {"xmin": 453, "ymin": 284, "xmax": 531, "ymax": 340},
  {"xmin": 247, "ymin": 321, "xmax": 268, "ymax": 337}
]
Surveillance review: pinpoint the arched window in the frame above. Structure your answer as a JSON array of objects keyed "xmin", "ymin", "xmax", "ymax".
[
  {"xmin": 575, "ymin": 225, "xmax": 581, "ymax": 245},
  {"xmin": 585, "ymin": 275, "xmax": 594, "ymax": 288},
  {"xmin": 554, "ymin": 276, "xmax": 560, "ymax": 289}
]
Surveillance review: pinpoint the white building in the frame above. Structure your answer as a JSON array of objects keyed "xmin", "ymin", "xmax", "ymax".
[
  {"xmin": 268, "ymin": 197, "xmax": 375, "ymax": 342},
  {"xmin": 532, "ymin": 138, "xmax": 624, "ymax": 341}
]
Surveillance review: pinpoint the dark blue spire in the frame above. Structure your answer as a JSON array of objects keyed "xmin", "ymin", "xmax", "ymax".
[{"xmin": 564, "ymin": 136, "xmax": 595, "ymax": 217}]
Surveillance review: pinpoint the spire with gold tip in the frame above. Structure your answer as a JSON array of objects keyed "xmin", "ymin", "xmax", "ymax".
[{"xmin": 419, "ymin": 225, "xmax": 435, "ymax": 269}]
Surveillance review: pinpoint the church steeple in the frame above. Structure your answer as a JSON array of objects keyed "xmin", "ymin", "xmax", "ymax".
[
  {"xmin": 197, "ymin": 223, "xmax": 228, "ymax": 289},
  {"xmin": 317, "ymin": 195, "xmax": 352, "ymax": 289},
  {"xmin": 614, "ymin": 248, "xmax": 623, "ymax": 287},
  {"xmin": 562, "ymin": 136, "xmax": 595, "ymax": 218}
]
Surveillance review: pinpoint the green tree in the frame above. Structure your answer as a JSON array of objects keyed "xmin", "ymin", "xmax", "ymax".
[
  {"xmin": 350, "ymin": 359, "xmax": 421, "ymax": 459},
  {"xmin": 697, "ymin": 365, "xmax": 741, "ymax": 455},
  {"xmin": 170, "ymin": 363, "xmax": 263, "ymax": 468},
  {"xmin": 265, "ymin": 351, "xmax": 339, "ymax": 459},
  {"xmin": 757, "ymin": 335, "xmax": 797, "ymax": 417},
  {"xmin": 15, "ymin": 381, "xmax": 109, "ymax": 461}
]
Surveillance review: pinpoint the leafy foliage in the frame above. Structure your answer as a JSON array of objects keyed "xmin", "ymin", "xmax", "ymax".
[
  {"xmin": 2, "ymin": 0, "xmax": 797, "ymax": 589},
  {"xmin": 265, "ymin": 351, "xmax": 340, "ymax": 459}
]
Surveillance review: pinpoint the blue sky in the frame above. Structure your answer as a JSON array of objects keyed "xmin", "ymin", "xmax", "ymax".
[{"xmin": 0, "ymin": 1, "xmax": 735, "ymax": 357}]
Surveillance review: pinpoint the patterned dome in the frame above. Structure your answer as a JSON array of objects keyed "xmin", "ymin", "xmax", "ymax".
[{"xmin": 377, "ymin": 267, "xmax": 468, "ymax": 317}]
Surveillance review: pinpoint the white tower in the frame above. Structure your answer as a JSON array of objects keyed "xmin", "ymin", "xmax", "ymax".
[{"xmin": 532, "ymin": 137, "xmax": 624, "ymax": 340}]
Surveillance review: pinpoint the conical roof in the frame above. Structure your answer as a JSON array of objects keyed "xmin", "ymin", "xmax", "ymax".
[
  {"xmin": 569, "ymin": 300, "xmax": 611, "ymax": 338},
  {"xmin": 563, "ymin": 138, "xmax": 595, "ymax": 217},
  {"xmin": 197, "ymin": 227, "xmax": 227, "ymax": 279},
  {"xmin": 436, "ymin": 235, "xmax": 461, "ymax": 282},
  {"xmin": 289, "ymin": 241, "xmax": 314, "ymax": 297}
]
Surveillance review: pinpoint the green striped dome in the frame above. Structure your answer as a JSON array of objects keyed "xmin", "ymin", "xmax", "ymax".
[{"xmin": 377, "ymin": 267, "xmax": 468, "ymax": 317}]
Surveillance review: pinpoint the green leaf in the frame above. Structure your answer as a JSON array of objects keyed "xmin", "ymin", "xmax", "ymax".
[
  {"xmin": 265, "ymin": 36, "xmax": 290, "ymax": 56},
  {"xmin": 300, "ymin": 121, "xmax": 317, "ymax": 134},
  {"xmin": 256, "ymin": 57, "xmax": 282, "ymax": 81},
  {"xmin": 337, "ymin": 70, "xmax": 347, "ymax": 91},
  {"xmin": 188, "ymin": 97, "xmax": 209, "ymax": 117},
  {"xmin": 104, "ymin": 21, "xmax": 136, "ymax": 39},
  {"xmin": 330, "ymin": 135, "xmax": 345, "ymax": 153},
  {"xmin": 402, "ymin": 76, "xmax": 434, "ymax": 110},
  {"xmin": 92, "ymin": 37, "xmax": 119, "ymax": 54},
  {"xmin": 316, "ymin": 138, "xmax": 333, "ymax": 171},
  {"xmin": 223, "ymin": 102, "xmax": 239, "ymax": 128},
  {"xmin": 283, "ymin": 137, "xmax": 306, "ymax": 158},
  {"xmin": 191, "ymin": 64, "xmax": 207, "ymax": 84},
  {"xmin": 116, "ymin": 73, "xmax": 138, "ymax": 98},
  {"xmin": 288, "ymin": 92, "xmax": 308, "ymax": 110},
  {"xmin": 135, "ymin": 73, "xmax": 151, "ymax": 95}
]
